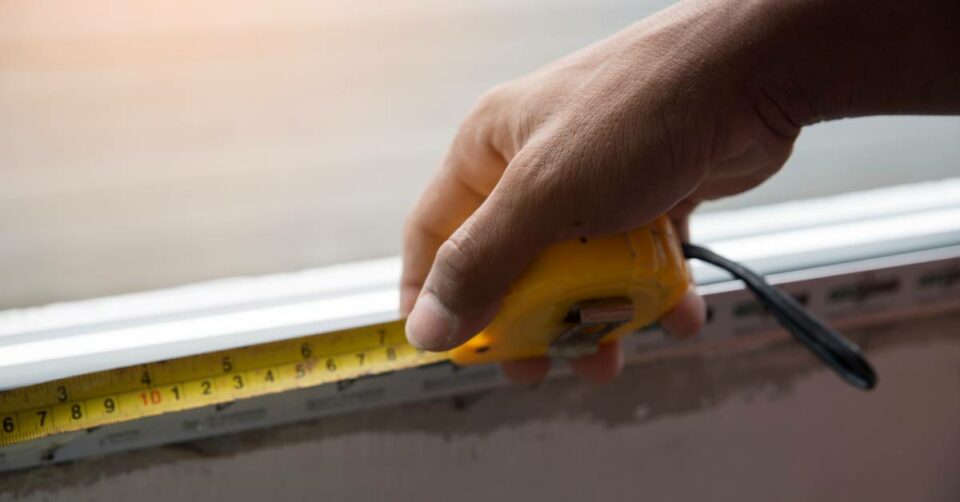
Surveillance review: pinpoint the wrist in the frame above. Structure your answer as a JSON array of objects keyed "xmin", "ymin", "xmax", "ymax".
[{"xmin": 739, "ymin": 0, "xmax": 960, "ymax": 125}]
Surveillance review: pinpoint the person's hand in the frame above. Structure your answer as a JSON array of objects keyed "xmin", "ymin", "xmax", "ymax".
[
  {"xmin": 400, "ymin": 0, "xmax": 802, "ymax": 385},
  {"xmin": 400, "ymin": 0, "xmax": 960, "ymax": 385}
]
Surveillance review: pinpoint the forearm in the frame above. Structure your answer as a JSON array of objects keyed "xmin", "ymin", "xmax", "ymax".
[{"xmin": 738, "ymin": 0, "xmax": 960, "ymax": 125}]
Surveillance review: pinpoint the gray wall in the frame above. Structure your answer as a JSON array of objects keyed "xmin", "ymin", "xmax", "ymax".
[{"xmin": 2, "ymin": 313, "xmax": 959, "ymax": 501}]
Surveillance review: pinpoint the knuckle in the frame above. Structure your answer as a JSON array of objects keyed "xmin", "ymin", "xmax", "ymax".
[
  {"xmin": 434, "ymin": 232, "xmax": 474, "ymax": 284},
  {"xmin": 430, "ymin": 229, "xmax": 485, "ymax": 310},
  {"xmin": 402, "ymin": 206, "xmax": 446, "ymax": 244},
  {"xmin": 473, "ymin": 83, "xmax": 511, "ymax": 115},
  {"xmin": 467, "ymin": 84, "xmax": 516, "ymax": 133},
  {"xmin": 402, "ymin": 213, "xmax": 424, "ymax": 242}
]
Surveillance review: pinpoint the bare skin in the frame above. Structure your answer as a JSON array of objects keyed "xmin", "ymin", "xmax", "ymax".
[{"xmin": 401, "ymin": 0, "xmax": 960, "ymax": 384}]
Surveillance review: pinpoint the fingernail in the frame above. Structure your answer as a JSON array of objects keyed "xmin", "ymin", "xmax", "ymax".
[{"xmin": 406, "ymin": 292, "xmax": 456, "ymax": 350}]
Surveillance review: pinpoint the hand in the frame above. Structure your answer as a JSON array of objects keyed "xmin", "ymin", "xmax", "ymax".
[{"xmin": 400, "ymin": 0, "xmax": 803, "ymax": 385}]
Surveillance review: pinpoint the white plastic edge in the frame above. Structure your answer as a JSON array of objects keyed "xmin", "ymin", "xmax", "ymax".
[{"xmin": 1, "ymin": 178, "xmax": 959, "ymax": 389}]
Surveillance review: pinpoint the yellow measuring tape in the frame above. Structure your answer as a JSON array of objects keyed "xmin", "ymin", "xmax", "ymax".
[
  {"xmin": 0, "ymin": 320, "xmax": 446, "ymax": 446},
  {"xmin": 0, "ymin": 217, "xmax": 688, "ymax": 447}
]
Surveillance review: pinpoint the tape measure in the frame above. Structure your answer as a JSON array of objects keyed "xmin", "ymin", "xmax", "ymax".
[{"xmin": 0, "ymin": 217, "xmax": 688, "ymax": 447}]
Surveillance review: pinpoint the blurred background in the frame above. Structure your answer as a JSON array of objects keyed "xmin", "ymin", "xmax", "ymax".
[{"xmin": 2, "ymin": 0, "xmax": 959, "ymax": 309}]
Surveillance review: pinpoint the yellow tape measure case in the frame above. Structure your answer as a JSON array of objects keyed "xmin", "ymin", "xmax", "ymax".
[{"xmin": 451, "ymin": 216, "xmax": 690, "ymax": 365}]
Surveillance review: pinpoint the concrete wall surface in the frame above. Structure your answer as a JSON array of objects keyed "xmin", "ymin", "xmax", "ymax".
[{"xmin": 1, "ymin": 313, "xmax": 958, "ymax": 501}]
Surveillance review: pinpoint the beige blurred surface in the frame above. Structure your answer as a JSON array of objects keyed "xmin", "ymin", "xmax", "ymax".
[{"xmin": 2, "ymin": 0, "xmax": 959, "ymax": 309}]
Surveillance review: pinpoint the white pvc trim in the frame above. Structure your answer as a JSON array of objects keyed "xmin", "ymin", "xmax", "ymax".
[
  {"xmin": 692, "ymin": 178, "xmax": 960, "ymax": 242},
  {"xmin": 1, "ymin": 178, "xmax": 960, "ymax": 389},
  {"xmin": 0, "ymin": 257, "xmax": 401, "ymax": 339}
]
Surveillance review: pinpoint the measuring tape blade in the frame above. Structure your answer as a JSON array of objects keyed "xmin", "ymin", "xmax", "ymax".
[{"xmin": 0, "ymin": 320, "xmax": 447, "ymax": 447}]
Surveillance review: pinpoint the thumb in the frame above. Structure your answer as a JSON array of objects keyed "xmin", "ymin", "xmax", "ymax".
[{"xmin": 405, "ymin": 180, "xmax": 557, "ymax": 351}]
